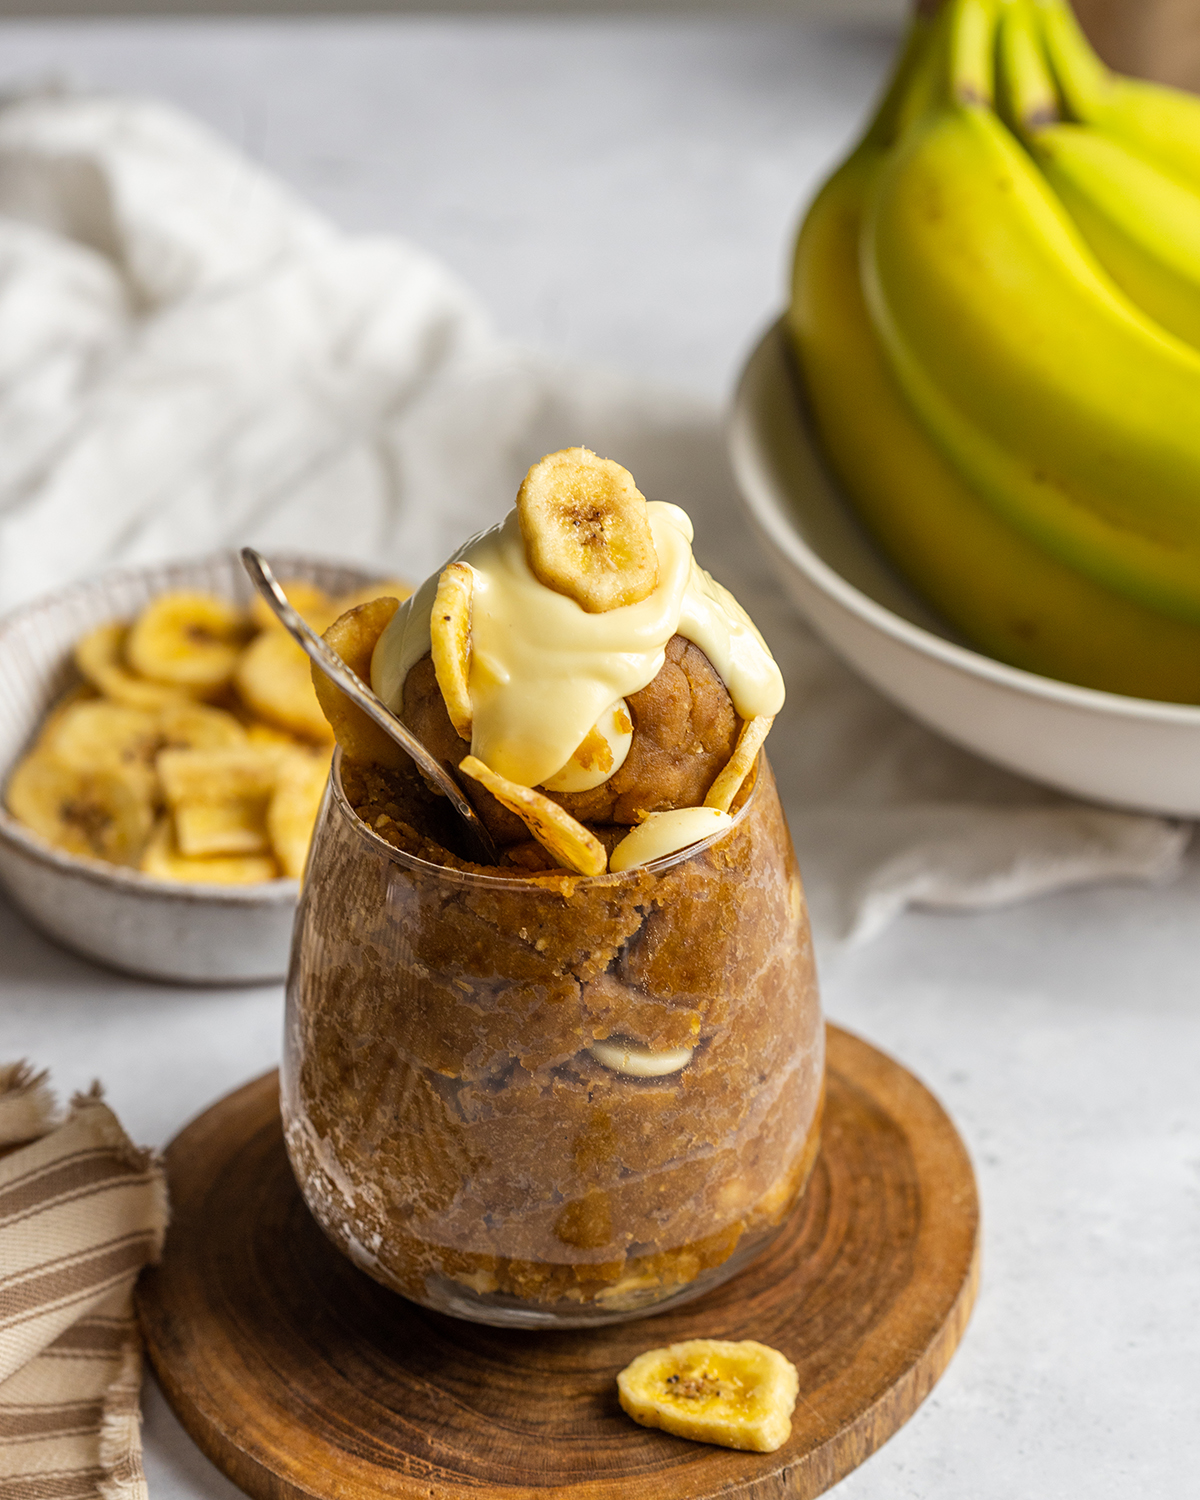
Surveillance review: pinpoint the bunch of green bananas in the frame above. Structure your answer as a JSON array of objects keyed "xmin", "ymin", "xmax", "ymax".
[{"xmin": 787, "ymin": 0, "xmax": 1200, "ymax": 703}]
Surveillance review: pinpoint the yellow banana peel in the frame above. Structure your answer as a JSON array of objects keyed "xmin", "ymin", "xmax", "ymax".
[{"xmin": 789, "ymin": 145, "xmax": 1200, "ymax": 703}]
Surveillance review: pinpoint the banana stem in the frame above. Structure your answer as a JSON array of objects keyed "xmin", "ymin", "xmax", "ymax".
[
  {"xmin": 997, "ymin": 0, "xmax": 1060, "ymax": 133},
  {"xmin": 1034, "ymin": 0, "xmax": 1113, "ymax": 121},
  {"xmin": 891, "ymin": 17, "xmax": 953, "ymax": 137},
  {"xmin": 947, "ymin": 0, "xmax": 997, "ymax": 107},
  {"xmin": 861, "ymin": 15, "xmax": 935, "ymax": 148}
]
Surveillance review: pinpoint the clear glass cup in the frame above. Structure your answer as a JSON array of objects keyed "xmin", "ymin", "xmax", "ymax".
[{"xmin": 282, "ymin": 750, "xmax": 824, "ymax": 1328}]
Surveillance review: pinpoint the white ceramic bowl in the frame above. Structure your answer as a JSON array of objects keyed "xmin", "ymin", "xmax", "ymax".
[
  {"xmin": 729, "ymin": 321, "xmax": 1200, "ymax": 818},
  {"xmin": 0, "ymin": 552, "xmax": 377, "ymax": 984}
]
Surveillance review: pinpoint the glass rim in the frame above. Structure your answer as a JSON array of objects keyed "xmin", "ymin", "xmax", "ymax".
[{"xmin": 328, "ymin": 745, "xmax": 762, "ymax": 890}]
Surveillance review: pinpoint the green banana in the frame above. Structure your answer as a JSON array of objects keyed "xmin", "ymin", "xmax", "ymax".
[
  {"xmin": 862, "ymin": 0, "xmax": 1200, "ymax": 628},
  {"xmin": 1035, "ymin": 0, "xmax": 1200, "ymax": 188},
  {"xmin": 788, "ymin": 12, "xmax": 1200, "ymax": 703},
  {"xmin": 998, "ymin": 0, "xmax": 1200, "ymax": 352}
]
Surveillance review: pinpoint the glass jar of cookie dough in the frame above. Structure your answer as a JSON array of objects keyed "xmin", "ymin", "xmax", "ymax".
[{"xmin": 282, "ymin": 747, "xmax": 824, "ymax": 1328}]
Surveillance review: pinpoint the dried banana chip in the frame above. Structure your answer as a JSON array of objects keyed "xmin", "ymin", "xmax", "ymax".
[
  {"xmin": 248, "ymin": 578, "xmax": 336, "ymax": 635},
  {"xmin": 267, "ymin": 751, "xmax": 331, "ymax": 879},
  {"xmin": 6, "ymin": 753, "xmax": 153, "ymax": 866},
  {"xmin": 40, "ymin": 701, "xmax": 161, "ymax": 794},
  {"xmin": 157, "ymin": 746, "xmax": 284, "ymax": 858},
  {"xmin": 37, "ymin": 683, "xmax": 100, "ymax": 742},
  {"xmin": 174, "ymin": 799, "xmax": 270, "ymax": 858},
  {"xmin": 156, "ymin": 701, "xmax": 247, "ymax": 752},
  {"xmin": 335, "ymin": 578, "xmax": 412, "ymax": 612},
  {"xmin": 430, "ymin": 562, "xmax": 474, "ymax": 741},
  {"xmin": 617, "ymin": 1338, "xmax": 799, "ymax": 1453},
  {"xmin": 140, "ymin": 816, "xmax": 277, "ymax": 884},
  {"xmin": 75, "ymin": 622, "xmax": 196, "ymax": 711},
  {"xmin": 245, "ymin": 721, "xmax": 310, "ymax": 753},
  {"xmin": 516, "ymin": 447, "xmax": 659, "ymax": 614},
  {"xmin": 311, "ymin": 597, "xmax": 409, "ymax": 771},
  {"xmin": 235, "ymin": 629, "xmax": 335, "ymax": 744},
  {"xmin": 458, "ymin": 754, "xmax": 606, "ymax": 876},
  {"xmin": 126, "ymin": 591, "xmax": 248, "ymax": 691},
  {"xmin": 157, "ymin": 746, "xmax": 281, "ymax": 807},
  {"xmin": 703, "ymin": 715, "xmax": 774, "ymax": 814}
]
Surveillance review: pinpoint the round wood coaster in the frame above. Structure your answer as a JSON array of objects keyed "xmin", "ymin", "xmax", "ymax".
[{"xmin": 137, "ymin": 1024, "xmax": 979, "ymax": 1500}]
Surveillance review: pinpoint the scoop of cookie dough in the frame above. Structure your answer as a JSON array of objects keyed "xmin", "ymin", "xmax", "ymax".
[{"xmin": 402, "ymin": 634, "xmax": 740, "ymax": 847}]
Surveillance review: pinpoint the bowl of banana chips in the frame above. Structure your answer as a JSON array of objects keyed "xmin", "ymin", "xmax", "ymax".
[{"xmin": 0, "ymin": 553, "xmax": 408, "ymax": 983}]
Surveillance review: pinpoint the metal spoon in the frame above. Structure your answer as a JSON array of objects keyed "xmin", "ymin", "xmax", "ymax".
[{"xmin": 239, "ymin": 548, "xmax": 500, "ymax": 866}]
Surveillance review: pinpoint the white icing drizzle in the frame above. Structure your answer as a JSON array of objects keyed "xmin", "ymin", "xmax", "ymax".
[
  {"xmin": 371, "ymin": 500, "xmax": 784, "ymax": 790},
  {"xmin": 608, "ymin": 807, "xmax": 734, "ymax": 872},
  {"xmin": 588, "ymin": 1037, "xmax": 695, "ymax": 1077}
]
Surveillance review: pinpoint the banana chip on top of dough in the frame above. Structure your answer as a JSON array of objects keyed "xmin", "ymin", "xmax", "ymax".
[
  {"xmin": 703, "ymin": 715, "xmax": 774, "ymax": 815},
  {"xmin": 429, "ymin": 563, "xmax": 474, "ymax": 741},
  {"xmin": 310, "ymin": 597, "xmax": 408, "ymax": 771},
  {"xmin": 459, "ymin": 755, "xmax": 606, "ymax": 877},
  {"xmin": 329, "ymin": 447, "xmax": 787, "ymax": 876},
  {"xmin": 517, "ymin": 447, "xmax": 660, "ymax": 614}
]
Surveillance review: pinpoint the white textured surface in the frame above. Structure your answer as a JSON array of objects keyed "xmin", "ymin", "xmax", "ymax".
[
  {"xmin": 0, "ymin": 14, "xmax": 1197, "ymax": 1500},
  {"xmin": 0, "ymin": 15, "xmax": 895, "ymax": 399}
]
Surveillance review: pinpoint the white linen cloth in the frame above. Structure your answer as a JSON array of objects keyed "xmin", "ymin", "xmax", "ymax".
[{"xmin": 0, "ymin": 88, "xmax": 1185, "ymax": 942}]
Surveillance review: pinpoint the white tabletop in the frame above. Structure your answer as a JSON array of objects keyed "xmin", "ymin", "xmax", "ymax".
[{"xmin": 2, "ymin": 13, "xmax": 1198, "ymax": 1499}]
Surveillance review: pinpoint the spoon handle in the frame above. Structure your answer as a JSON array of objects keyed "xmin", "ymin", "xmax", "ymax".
[{"xmin": 239, "ymin": 549, "xmax": 500, "ymax": 867}]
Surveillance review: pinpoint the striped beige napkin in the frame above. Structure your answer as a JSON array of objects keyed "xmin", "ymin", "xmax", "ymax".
[{"xmin": 0, "ymin": 1064, "xmax": 167, "ymax": 1500}]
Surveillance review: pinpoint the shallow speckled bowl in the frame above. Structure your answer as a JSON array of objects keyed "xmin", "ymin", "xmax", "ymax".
[
  {"xmin": 0, "ymin": 552, "xmax": 377, "ymax": 984},
  {"xmin": 730, "ymin": 321, "xmax": 1200, "ymax": 818}
]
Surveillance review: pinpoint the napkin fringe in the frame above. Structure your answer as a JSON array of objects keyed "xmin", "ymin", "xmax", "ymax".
[
  {"xmin": 96, "ymin": 1333, "xmax": 147, "ymax": 1500},
  {"xmin": 66, "ymin": 1087, "xmax": 164, "ymax": 1200},
  {"xmin": 0, "ymin": 1062, "xmax": 60, "ymax": 1147}
]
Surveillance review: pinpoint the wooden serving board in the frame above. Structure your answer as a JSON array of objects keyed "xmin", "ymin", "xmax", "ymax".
[{"xmin": 137, "ymin": 1024, "xmax": 979, "ymax": 1500}]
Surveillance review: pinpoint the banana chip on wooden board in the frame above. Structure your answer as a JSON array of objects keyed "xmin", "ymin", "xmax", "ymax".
[
  {"xmin": 517, "ymin": 447, "xmax": 660, "ymax": 614},
  {"xmin": 4, "ymin": 574, "xmax": 402, "ymax": 884},
  {"xmin": 617, "ymin": 1339, "xmax": 799, "ymax": 1453}
]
